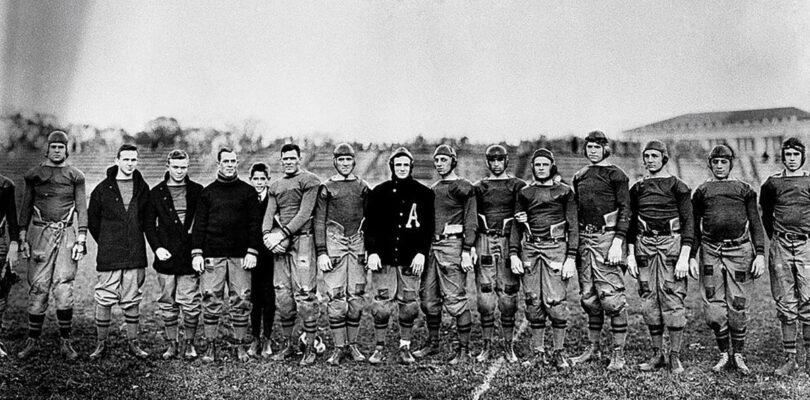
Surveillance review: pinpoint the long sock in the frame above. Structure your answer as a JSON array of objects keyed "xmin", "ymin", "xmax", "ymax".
[
  {"xmin": 713, "ymin": 327, "xmax": 730, "ymax": 352},
  {"xmin": 551, "ymin": 318, "xmax": 567, "ymax": 351},
  {"xmin": 730, "ymin": 326, "xmax": 746, "ymax": 353},
  {"xmin": 781, "ymin": 321, "xmax": 798, "ymax": 354},
  {"xmin": 399, "ymin": 318, "xmax": 414, "ymax": 342},
  {"xmin": 480, "ymin": 313, "xmax": 495, "ymax": 341},
  {"xmin": 501, "ymin": 314, "xmax": 515, "ymax": 343},
  {"xmin": 95, "ymin": 305, "xmax": 112, "ymax": 341},
  {"xmin": 302, "ymin": 319, "xmax": 317, "ymax": 345},
  {"xmin": 648, "ymin": 324, "xmax": 664, "ymax": 350},
  {"xmin": 610, "ymin": 311, "xmax": 628, "ymax": 349},
  {"xmin": 588, "ymin": 313, "xmax": 604, "ymax": 346},
  {"xmin": 26, "ymin": 312, "xmax": 44, "ymax": 339},
  {"xmin": 457, "ymin": 311, "xmax": 472, "ymax": 346},
  {"xmin": 802, "ymin": 323, "xmax": 810, "ymax": 352},
  {"xmin": 163, "ymin": 313, "xmax": 179, "ymax": 341},
  {"xmin": 280, "ymin": 316, "xmax": 296, "ymax": 339},
  {"xmin": 27, "ymin": 313, "xmax": 45, "ymax": 338},
  {"xmin": 374, "ymin": 317, "xmax": 389, "ymax": 347},
  {"xmin": 668, "ymin": 326, "xmax": 684, "ymax": 353},
  {"xmin": 426, "ymin": 313, "xmax": 441, "ymax": 341},
  {"xmin": 531, "ymin": 319, "xmax": 546, "ymax": 351},
  {"xmin": 56, "ymin": 309, "xmax": 73, "ymax": 339},
  {"xmin": 329, "ymin": 317, "xmax": 348, "ymax": 347},
  {"xmin": 123, "ymin": 308, "xmax": 140, "ymax": 340},
  {"xmin": 203, "ymin": 313, "xmax": 220, "ymax": 340},
  {"xmin": 184, "ymin": 315, "xmax": 199, "ymax": 341},
  {"xmin": 347, "ymin": 314, "xmax": 361, "ymax": 344}
]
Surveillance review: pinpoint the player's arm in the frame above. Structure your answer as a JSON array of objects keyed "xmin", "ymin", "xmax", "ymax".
[
  {"xmin": 759, "ymin": 179, "xmax": 775, "ymax": 239},
  {"xmin": 73, "ymin": 169, "xmax": 89, "ymax": 240},
  {"xmin": 745, "ymin": 185, "xmax": 766, "ymax": 278},
  {"xmin": 279, "ymin": 176, "xmax": 319, "ymax": 238},
  {"xmin": 314, "ymin": 184, "xmax": 333, "ymax": 271},
  {"xmin": 674, "ymin": 181, "xmax": 693, "ymax": 280}
]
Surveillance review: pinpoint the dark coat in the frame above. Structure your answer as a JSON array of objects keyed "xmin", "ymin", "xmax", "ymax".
[
  {"xmin": 88, "ymin": 166, "xmax": 150, "ymax": 271},
  {"xmin": 144, "ymin": 173, "xmax": 204, "ymax": 275},
  {"xmin": 365, "ymin": 176, "xmax": 434, "ymax": 267}
]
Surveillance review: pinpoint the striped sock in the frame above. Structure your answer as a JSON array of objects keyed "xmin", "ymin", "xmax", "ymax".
[
  {"xmin": 95, "ymin": 305, "xmax": 112, "ymax": 341},
  {"xmin": 123, "ymin": 308, "xmax": 140, "ymax": 340},
  {"xmin": 329, "ymin": 317, "xmax": 347, "ymax": 347},
  {"xmin": 610, "ymin": 311, "xmax": 628, "ymax": 348},
  {"xmin": 668, "ymin": 326, "xmax": 684, "ymax": 353},
  {"xmin": 551, "ymin": 317, "xmax": 567, "ymax": 351},
  {"xmin": 203, "ymin": 313, "xmax": 220, "ymax": 340},
  {"xmin": 531, "ymin": 318, "xmax": 547, "ymax": 351},
  {"xmin": 374, "ymin": 317, "xmax": 389, "ymax": 346},
  {"xmin": 56, "ymin": 309, "xmax": 73, "ymax": 339},
  {"xmin": 347, "ymin": 314, "xmax": 362, "ymax": 344},
  {"xmin": 730, "ymin": 326, "xmax": 746, "ymax": 352},
  {"xmin": 501, "ymin": 314, "xmax": 516, "ymax": 342},
  {"xmin": 399, "ymin": 317, "xmax": 414, "ymax": 341},
  {"xmin": 28, "ymin": 313, "xmax": 45, "ymax": 339},
  {"xmin": 426, "ymin": 313, "xmax": 442, "ymax": 341},
  {"xmin": 457, "ymin": 311, "xmax": 472, "ymax": 346},
  {"xmin": 480, "ymin": 313, "xmax": 495, "ymax": 341},
  {"xmin": 648, "ymin": 324, "xmax": 664, "ymax": 349},
  {"xmin": 782, "ymin": 321, "xmax": 797, "ymax": 354},
  {"xmin": 588, "ymin": 314, "xmax": 604, "ymax": 345},
  {"xmin": 713, "ymin": 327, "xmax": 730, "ymax": 352}
]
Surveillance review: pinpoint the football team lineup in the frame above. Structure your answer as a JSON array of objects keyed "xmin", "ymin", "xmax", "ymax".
[{"xmin": 0, "ymin": 130, "xmax": 809, "ymax": 399}]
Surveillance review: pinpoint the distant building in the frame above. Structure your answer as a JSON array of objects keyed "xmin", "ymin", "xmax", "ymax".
[{"xmin": 622, "ymin": 107, "xmax": 810, "ymax": 161}]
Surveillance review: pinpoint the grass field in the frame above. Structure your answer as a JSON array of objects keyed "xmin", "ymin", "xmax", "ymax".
[{"xmin": 1, "ymin": 240, "xmax": 809, "ymax": 400}]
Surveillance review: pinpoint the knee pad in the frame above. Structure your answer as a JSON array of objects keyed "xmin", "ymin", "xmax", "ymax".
[
  {"xmin": 504, "ymin": 284, "xmax": 520, "ymax": 295},
  {"xmin": 600, "ymin": 290, "xmax": 626, "ymax": 314},
  {"xmin": 498, "ymin": 296, "xmax": 518, "ymax": 316},
  {"xmin": 400, "ymin": 302, "xmax": 419, "ymax": 323},
  {"xmin": 580, "ymin": 293, "xmax": 602, "ymax": 315}
]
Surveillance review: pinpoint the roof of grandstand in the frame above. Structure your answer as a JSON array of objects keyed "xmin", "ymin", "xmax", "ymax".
[{"xmin": 625, "ymin": 107, "xmax": 810, "ymax": 132}]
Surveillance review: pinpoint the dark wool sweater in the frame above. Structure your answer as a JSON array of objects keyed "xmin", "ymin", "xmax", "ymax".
[
  {"xmin": 572, "ymin": 164, "xmax": 631, "ymax": 238},
  {"xmin": 510, "ymin": 181, "xmax": 578, "ymax": 257},
  {"xmin": 473, "ymin": 176, "xmax": 526, "ymax": 234},
  {"xmin": 431, "ymin": 178, "xmax": 478, "ymax": 251},
  {"xmin": 628, "ymin": 176, "xmax": 694, "ymax": 246},
  {"xmin": 0, "ymin": 175, "xmax": 20, "ymax": 242},
  {"xmin": 365, "ymin": 176, "xmax": 434, "ymax": 266},
  {"xmin": 191, "ymin": 175, "xmax": 261, "ymax": 258},
  {"xmin": 88, "ymin": 166, "xmax": 150, "ymax": 271},
  {"xmin": 760, "ymin": 171, "xmax": 810, "ymax": 238},
  {"xmin": 691, "ymin": 179, "xmax": 765, "ymax": 257}
]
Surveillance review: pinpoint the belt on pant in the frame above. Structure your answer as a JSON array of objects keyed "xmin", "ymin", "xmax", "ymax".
[
  {"xmin": 293, "ymin": 230, "xmax": 313, "ymax": 237},
  {"xmin": 434, "ymin": 233, "xmax": 462, "ymax": 242},
  {"xmin": 32, "ymin": 220, "xmax": 72, "ymax": 229},
  {"xmin": 525, "ymin": 235, "xmax": 565, "ymax": 244},
  {"xmin": 775, "ymin": 231, "xmax": 810, "ymax": 241},
  {"xmin": 479, "ymin": 229, "xmax": 507, "ymax": 237},
  {"xmin": 641, "ymin": 228, "xmax": 679, "ymax": 237},
  {"xmin": 579, "ymin": 224, "xmax": 615, "ymax": 235},
  {"xmin": 705, "ymin": 237, "xmax": 749, "ymax": 247}
]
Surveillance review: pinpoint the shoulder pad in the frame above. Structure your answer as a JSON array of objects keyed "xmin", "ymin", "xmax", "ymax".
[{"xmin": 573, "ymin": 165, "xmax": 590, "ymax": 180}]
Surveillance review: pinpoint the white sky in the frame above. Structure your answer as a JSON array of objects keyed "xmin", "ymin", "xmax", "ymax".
[{"xmin": 2, "ymin": 0, "xmax": 809, "ymax": 143}]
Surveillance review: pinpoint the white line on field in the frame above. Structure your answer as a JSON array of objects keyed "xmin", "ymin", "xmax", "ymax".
[{"xmin": 471, "ymin": 319, "xmax": 529, "ymax": 400}]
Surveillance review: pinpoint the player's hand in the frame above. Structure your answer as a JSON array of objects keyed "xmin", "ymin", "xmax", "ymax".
[
  {"xmin": 607, "ymin": 238, "xmax": 624, "ymax": 266},
  {"xmin": 627, "ymin": 254, "xmax": 638, "ymax": 279},
  {"xmin": 155, "ymin": 247, "xmax": 172, "ymax": 261},
  {"xmin": 71, "ymin": 241, "xmax": 86, "ymax": 262},
  {"xmin": 688, "ymin": 258, "xmax": 699, "ymax": 280},
  {"xmin": 470, "ymin": 247, "xmax": 478, "ymax": 265},
  {"xmin": 514, "ymin": 212, "xmax": 528, "ymax": 224},
  {"xmin": 242, "ymin": 253, "xmax": 257, "ymax": 269},
  {"xmin": 271, "ymin": 243, "xmax": 286, "ymax": 254},
  {"xmin": 674, "ymin": 253, "xmax": 689, "ymax": 280},
  {"xmin": 192, "ymin": 255, "xmax": 205, "ymax": 273},
  {"xmin": 461, "ymin": 251, "xmax": 473, "ymax": 272},
  {"xmin": 6, "ymin": 241, "xmax": 19, "ymax": 270},
  {"xmin": 317, "ymin": 254, "xmax": 333, "ymax": 272},
  {"xmin": 751, "ymin": 254, "xmax": 765, "ymax": 278},
  {"xmin": 263, "ymin": 233, "xmax": 273, "ymax": 250},
  {"xmin": 411, "ymin": 253, "xmax": 425, "ymax": 276},
  {"xmin": 562, "ymin": 257, "xmax": 576, "ymax": 280},
  {"xmin": 367, "ymin": 253, "xmax": 382, "ymax": 272},
  {"xmin": 268, "ymin": 232, "xmax": 285, "ymax": 249},
  {"xmin": 19, "ymin": 240, "xmax": 30, "ymax": 260},
  {"xmin": 510, "ymin": 255, "xmax": 524, "ymax": 275}
]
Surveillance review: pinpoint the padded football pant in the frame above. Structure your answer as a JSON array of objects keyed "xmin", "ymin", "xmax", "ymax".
[
  {"xmin": 475, "ymin": 233, "xmax": 519, "ymax": 342},
  {"xmin": 201, "ymin": 257, "xmax": 252, "ymax": 342},
  {"xmin": 323, "ymin": 224, "xmax": 366, "ymax": 347},
  {"xmin": 274, "ymin": 233, "xmax": 319, "ymax": 343},
  {"xmin": 769, "ymin": 234, "xmax": 810, "ymax": 354},
  {"xmin": 521, "ymin": 239, "xmax": 569, "ymax": 351},
  {"xmin": 157, "ymin": 273, "xmax": 202, "ymax": 341}
]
